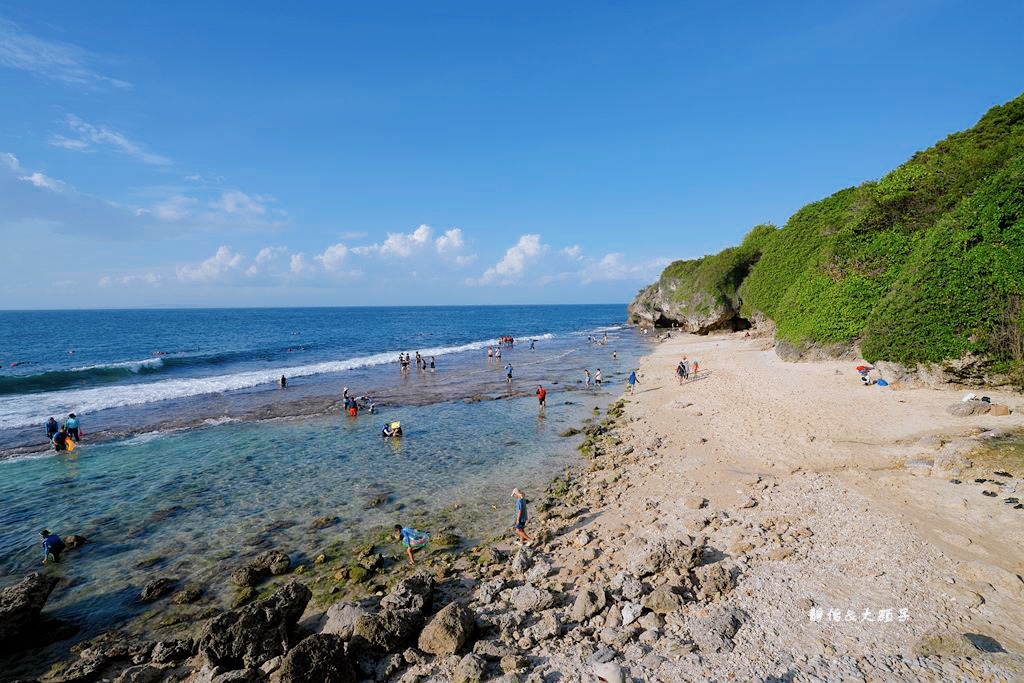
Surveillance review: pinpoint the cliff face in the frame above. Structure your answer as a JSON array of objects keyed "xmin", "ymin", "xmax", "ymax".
[{"xmin": 630, "ymin": 94, "xmax": 1024, "ymax": 385}]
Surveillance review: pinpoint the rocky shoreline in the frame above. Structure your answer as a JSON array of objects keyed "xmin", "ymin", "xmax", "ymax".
[{"xmin": 6, "ymin": 331, "xmax": 1024, "ymax": 682}]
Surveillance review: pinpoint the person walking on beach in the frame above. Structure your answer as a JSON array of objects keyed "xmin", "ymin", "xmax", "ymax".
[
  {"xmin": 536, "ymin": 384, "xmax": 547, "ymax": 410},
  {"xmin": 682, "ymin": 357, "xmax": 690, "ymax": 381},
  {"xmin": 505, "ymin": 363, "xmax": 514, "ymax": 384},
  {"xmin": 692, "ymin": 360, "xmax": 700, "ymax": 378},
  {"xmin": 529, "ymin": 339, "xmax": 535, "ymax": 350},
  {"xmin": 511, "ymin": 488, "xmax": 531, "ymax": 546},
  {"xmin": 584, "ymin": 369, "xmax": 592, "ymax": 388},
  {"xmin": 40, "ymin": 529, "xmax": 65, "ymax": 564},
  {"xmin": 64, "ymin": 413, "xmax": 80, "ymax": 442},
  {"xmin": 594, "ymin": 369, "xmax": 602, "ymax": 387},
  {"xmin": 628, "ymin": 370, "xmax": 639, "ymax": 395},
  {"xmin": 394, "ymin": 524, "xmax": 430, "ymax": 566},
  {"xmin": 45, "ymin": 417, "xmax": 59, "ymax": 442}
]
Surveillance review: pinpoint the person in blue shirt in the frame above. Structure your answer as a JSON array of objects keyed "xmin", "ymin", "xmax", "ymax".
[
  {"xmin": 628, "ymin": 370, "xmax": 639, "ymax": 395},
  {"xmin": 511, "ymin": 488, "xmax": 531, "ymax": 547},
  {"xmin": 505, "ymin": 363, "xmax": 513, "ymax": 384},
  {"xmin": 40, "ymin": 529, "xmax": 65, "ymax": 564},
  {"xmin": 64, "ymin": 413, "xmax": 80, "ymax": 442},
  {"xmin": 45, "ymin": 417, "xmax": 59, "ymax": 441},
  {"xmin": 393, "ymin": 524, "xmax": 429, "ymax": 565}
]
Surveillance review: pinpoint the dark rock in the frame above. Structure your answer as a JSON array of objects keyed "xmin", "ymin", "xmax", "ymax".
[
  {"xmin": 378, "ymin": 574, "xmax": 434, "ymax": 614},
  {"xmin": 690, "ymin": 607, "xmax": 745, "ymax": 653},
  {"xmin": 321, "ymin": 602, "xmax": 369, "ymax": 640},
  {"xmin": 72, "ymin": 630, "xmax": 152, "ymax": 662},
  {"xmin": 352, "ymin": 608, "xmax": 422, "ymax": 653},
  {"xmin": 232, "ymin": 566, "xmax": 261, "ymax": 587},
  {"xmin": 453, "ymin": 653, "xmax": 487, "ymax": 683},
  {"xmin": 212, "ymin": 669, "xmax": 264, "ymax": 682},
  {"xmin": 150, "ymin": 638, "xmax": 194, "ymax": 664},
  {"xmin": 172, "ymin": 584, "xmax": 203, "ymax": 604},
  {"xmin": 276, "ymin": 633, "xmax": 356, "ymax": 683},
  {"xmin": 418, "ymin": 601, "xmax": 476, "ymax": 655},
  {"xmin": 47, "ymin": 655, "xmax": 107, "ymax": 683},
  {"xmin": 139, "ymin": 577, "xmax": 177, "ymax": 603},
  {"xmin": 113, "ymin": 664, "xmax": 164, "ymax": 683},
  {"xmin": 198, "ymin": 580, "xmax": 311, "ymax": 670},
  {"xmin": 309, "ymin": 516, "xmax": 338, "ymax": 530},
  {"xmin": 232, "ymin": 587, "xmax": 256, "ymax": 608},
  {"xmin": 64, "ymin": 535, "xmax": 88, "ymax": 550},
  {"xmin": 0, "ymin": 573, "xmax": 60, "ymax": 643},
  {"xmin": 251, "ymin": 550, "xmax": 291, "ymax": 576}
]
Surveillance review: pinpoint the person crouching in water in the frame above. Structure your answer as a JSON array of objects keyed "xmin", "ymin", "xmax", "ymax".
[
  {"xmin": 52, "ymin": 429, "xmax": 69, "ymax": 452},
  {"xmin": 511, "ymin": 488, "xmax": 531, "ymax": 547},
  {"xmin": 394, "ymin": 524, "xmax": 429, "ymax": 565},
  {"xmin": 40, "ymin": 529, "xmax": 65, "ymax": 564}
]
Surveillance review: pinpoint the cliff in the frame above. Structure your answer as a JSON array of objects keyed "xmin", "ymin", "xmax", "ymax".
[{"xmin": 631, "ymin": 93, "xmax": 1024, "ymax": 385}]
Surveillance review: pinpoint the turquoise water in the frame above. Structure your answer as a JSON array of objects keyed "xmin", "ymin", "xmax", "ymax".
[{"xmin": 0, "ymin": 305, "xmax": 645, "ymax": 677}]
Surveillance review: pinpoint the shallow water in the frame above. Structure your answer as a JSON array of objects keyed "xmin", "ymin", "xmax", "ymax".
[{"xmin": 0, "ymin": 305, "xmax": 644, "ymax": 677}]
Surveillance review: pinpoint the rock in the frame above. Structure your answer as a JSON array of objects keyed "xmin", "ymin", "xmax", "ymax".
[
  {"xmin": 947, "ymin": 401, "xmax": 991, "ymax": 416},
  {"xmin": 526, "ymin": 610, "xmax": 561, "ymax": 641},
  {"xmin": 694, "ymin": 563, "xmax": 737, "ymax": 601},
  {"xmin": 418, "ymin": 601, "xmax": 476, "ymax": 655},
  {"xmin": 48, "ymin": 655, "xmax": 108, "ymax": 683},
  {"xmin": 232, "ymin": 587, "xmax": 256, "ymax": 608},
  {"xmin": 473, "ymin": 639, "xmax": 515, "ymax": 660},
  {"xmin": 689, "ymin": 607, "xmax": 745, "ymax": 653},
  {"xmin": 990, "ymin": 403, "xmax": 1010, "ymax": 416},
  {"xmin": 643, "ymin": 585, "xmax": 684, "ymax": 613},
  {"xmin": 352, "ymin": 608, "xmax": 422, "ymax": 653},
  {"xmin": 575, "ymin": 531, "xmax": 591, "ymax": 547},
  {"xmin": 198, "ymin": 580, "xmax": 311, "ymax": 670},
  {"xmin": 310, "ymin": 516, "xmax": 337, "ymax": 530},
  {"xmin": 500, "ymin": 654, "xmax": 529, "ymax": 673},
  {"xmin": 379, "ymin": 574, "xmax": 435, "ymax": 615},
  {"xmin": 232, "ymin": 567, "xmax": 261, "ymax": 588},
  {"xmin": 72, "ymin": 629, "xmax": 152, "ymax": 663},
  {"xmin": 0, "ymin": 573, "xmax": 60, "ymax": 643},
  {"xmin": 604, "ymin": 604, "xmax": 622, "ymax": 629},
  {"xmin": 252, "ymin": 550, "xmax": 291, "ymax": 576},
  {"xmin": 139, "ymin": 577, "xmax": 177, "ymax": 603},
  {"xmin": 912, "ymin": 628, "xmax": 980, "ymax": 657},
  {"xmin": 276, "ymin": 633, "xmax": 356, "ymax": 683},
  {"xmin": 313, "ymin": 554, "xmax": 327, "ymax": 565},
  {"xmin": 150, "ymin": 638, "xmax": 194, "ymax": 664},
  {"xmin": 64, "ymin": 535, "xmax": 88, "ymax": 550},
  {"xmin": 509, "ymin": 586, "xmax": 555, "ymax": 612},
  {"xmin": 473, "ymin": 579, "xmax": 506, "ymax": 606},
  {"xmin": 321, "ymin": 602, "xmax": 368, "ymax": 640},
  {"xmin": 453, "ymin": 653, "xmax": 487, "ymax": 683},
  {"xmin": 172, "ymin": 584, "xmax": 203, "ymax": 605},
  {"xmin": 620, "ymin": 602, "xmax": 643, "ymax": 626},
  {"xmin": 571, "ymin": 586, "xmax": 607, "ymax": 621},
  {"xmin": 524, "ymin": 558, "xmax": 552, "ymax": 583},
  {"xmin": 510, "ymin": 548, "xmax": 533, "ymax": 575},
  {"xmin": 682, "ymin": 496, "xmax": 706, "ymax": 510},
  {"xmin": 261, "ymin": 656, "xmax": 282, "ymax": 674},
  {"xmin": 591, "ymin": 661, "xmax": 624, "ymax": 683},
  {"xmin": 114, "ymin": 664, "xmax": 165, "ymax": 683},
  {"xmin": 212, "ymin": 669, "xmax": 263, "ymax": 682},
  {"xmin": 637, "ymin": 611, "xmax": 663, "ymax": 630},
  {"xmin": 609, "ymin": 572, "xmax": 644, "ymax": 601},
  {"xmin": 622, "ymin": 536, "xmax": 704, "ymax": 577}
]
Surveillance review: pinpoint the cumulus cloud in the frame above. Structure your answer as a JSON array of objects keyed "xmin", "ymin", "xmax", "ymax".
[
  {"xmin": 562, "ymin": 245, "xmax": 583, "ymax": 260},
  {"xmin": 354, "ymin": 224, "xmax": 433, "ymax": 257},
  {"xmin": 55, "ymin": 114, "xmax": 170, "ymax": 165},
  {"xmin": 176, "ymin": 246, "xmax": 244, "ymax": 283},
  {"xmin": 476, "ymin": 234, "xmax": 546, "ymax": 284},
  {"xmin": 0, "ymin": 18, "xmax": 130, "ymax": 88},
  {"xmin": 290, "ymin": 253, "xmax": 313, "ymax": 275},
  {"xmin": 246, "ymin": 246, "xmax": 288, "ymax": 275},
  {"xmin": 315, "ymin": 243, "xmax": 349, "ymax": 271},
  {"xmin": 579, "ymin": 253, "xmax": 672, "ymax": 284}
]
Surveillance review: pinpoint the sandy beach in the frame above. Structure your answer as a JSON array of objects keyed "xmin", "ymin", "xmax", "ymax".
[{"xmin": 501, "ymin": 330, "xmax": 1024, "ymax": 680}]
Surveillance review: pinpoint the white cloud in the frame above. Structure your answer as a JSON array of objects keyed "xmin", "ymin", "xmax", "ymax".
[
  {"xmin": 211, "ymin": 189, "xmax": 268, "ymax": 216},
  {"xmin": 19, "ymin": 171, "xmax": 67, "ymax": 192},
  {"xmin": 56, "ymin": 114, "xmax": 170, "ymax": 165},
  {"xmin": 98, "ymin": 273, "xmax": 161, "ymax": 288},
  {"xmin": 246, "ymin": 246, "xmax": 288, "ymax": 275},
  {"xmin": 315, "ymin": 243, "xmax": 349, "ymax": 271},
  {"xmin": 176, "ymin": 246, "xmax": 244, "ymax": 283},
  {"xmin": 477, "ymin": 234, "xmax": 546, "ymax": 284},
  {"xmin": 153, "ymin": 195, "xmax": 197, "ymax": 221},
  {"xmin": 355, "ymin": 224, "xmax": 433, "ymax": 258},
  {"xmin": 290, "ymin": 253, "xmax": 313, "ymax": 275},
  {"xmin": 0, "ymin": 18, "xmax": 130, "ymax": 88},
  {"xmin": 435, "ymin": 228, "xmax": 464, "ymax": 253},
  {"xmin": 338, "ymin": 230, "xmax": 368, "ymax": 240},
  {"xmin": 562, "ymin": 245, "xmax": 583, "ymax": 260},
  {"xmin": 579, "ymin": 253, "xmax": 672, "ymax": 284}
]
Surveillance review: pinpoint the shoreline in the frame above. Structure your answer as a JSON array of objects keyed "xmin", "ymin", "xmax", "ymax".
[{"xmin": 12, "ymin": 330, "xmax": 1024, "ymax": 681}]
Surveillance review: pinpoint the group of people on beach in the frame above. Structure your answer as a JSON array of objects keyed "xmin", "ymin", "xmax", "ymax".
[
  {"xmin": 45, "ymin": 413, "xmax": 81, "ymax": 452},
  {"xmin": 582, "ymin": 368, "xmax": 603, "ymax": 388},
  {"xmin": 674, "ymin": 355, "xmax": 699, "ymax": 384}
]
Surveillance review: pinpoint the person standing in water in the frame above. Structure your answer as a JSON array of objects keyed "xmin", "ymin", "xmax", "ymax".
[
  {"xmin": 64, "ymin": 413, "xmax": 80, "ymax": 442},
  {"xmin": 279, "ymin": 375, "xmax": 287, "ymax": 388},
  {"xmin": 45, "ymin": 417, "xmax": 59, "ymax": 442},
  {"xmin": 594, "ymin": 369, "xmax": 602, "ymax": 387},
  {"xmin": 40, "ymin": 529, "xmax": 65, "ymax": 564},
  {"xmin": 584, "ymin": 369, "xmax": 592, "ymax": 388},
  {"xmin": 536, "ymin": 384, "xmax": 547, "ymax": 411},
  {"xmin": 429, "ymin": 356, "xmax": 436, "ymax": 371},
  {"xmin": 511, "ymin": 488, "xmax": 531, "ymax": 547},
  {"xmin": 505, "ymin": 363, "xmax": 514, "ymax": 384}
]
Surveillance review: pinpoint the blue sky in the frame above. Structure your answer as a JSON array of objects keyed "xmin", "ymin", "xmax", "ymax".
[{"xmin": 1, "ymin": 0, "xmax": 1022, "ymax": 309}]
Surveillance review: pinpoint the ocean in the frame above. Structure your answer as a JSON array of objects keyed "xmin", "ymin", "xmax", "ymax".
[{"xmin": 0, "ymin": 305, "xmax": 647, "ymax": 675}]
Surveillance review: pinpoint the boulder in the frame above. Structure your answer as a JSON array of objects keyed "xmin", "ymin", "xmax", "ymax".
[
  {"xmin": 694, "ymin": 563, "xmax": 737, "ymax": 601},
  {"xmin": 276, "ymin": 633, "xmax": 356, "ymax": 683},
  {"xmin": 172, "ymin": 584, "xmax": 204, "ymax": 605},
  {"xmin": 0, "ymin": 573, "xmax": 60, "ymax": 642},
  {"xmin": 453, "ymin": 653, "xmax": 487, "ymax": 683},
  {"xmin": 150, "ymin": 638, "xmax": 194, "ymax": 664},
  {"xmin": 232, "ymin": 567, "xmax": 261, "ymax": 588},
  {"xmin": 251, "ymin": 550, "xmax": 292, "ymax": 576},
  {"xmin": 609, "ymin": 572, "xmax": 644, "ymax": 601},
  {"xmin": 139, "ymin": 577, "xmax": 177, "ymax": 603},
  {"xmin": 508, "ymin": 586, "xmax": 555, "ymax": 612},
  {"xmin": 211, "ymin": 669, "xmax": 263, "ymax": 682},
  {"xmin": 418, "ymin": 602, "xmax": 476, "ymax": 655},
  {"xmin": 570, "ymin": 586, "xmax": 607, "ymax": 622},
  {"xmin": 689, "ymin": 607, "xmax": 745, "ymax": 653},
  {"xmin": 644, "ymin": 585, "xmax": 684, "ymax": 613},
  {"xmin": 947, "ymin": 401, "xmax": 991, "ymax": 416},
  {"xmin": 114, "ymin": 664, "xmax": 164, "ymax": 683},
  {"xmin": 622, "ymin": 536, "xmax": 704, "ymax": 577},
  {"xmin": 198, "ymin": 581, "xmax": 311, "ymax": 670},
  {"xmin": 352, "ymin": 608, "xmax": 422, "ymax": 653},
  {"xmin": 379, "ymin": 574, "xmax": 434, "ymax": 614},
  {"xmin": 321, "ymin": 602, "xmax": 368, "ymax": 641},
  {"xmin": 64, "ymin": 535, "xmax": 88, "ymax": 550}
]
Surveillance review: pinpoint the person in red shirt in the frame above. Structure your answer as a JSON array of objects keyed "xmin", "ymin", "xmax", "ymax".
[{"xmin": 536, "ymin": 384, "xmax": 547, "ymax": 411}]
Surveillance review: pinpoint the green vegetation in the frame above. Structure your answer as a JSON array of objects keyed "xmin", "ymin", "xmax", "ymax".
[{"xmin": 637, "ymin": 93, "xmax": 1024, "ymax": 378}]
